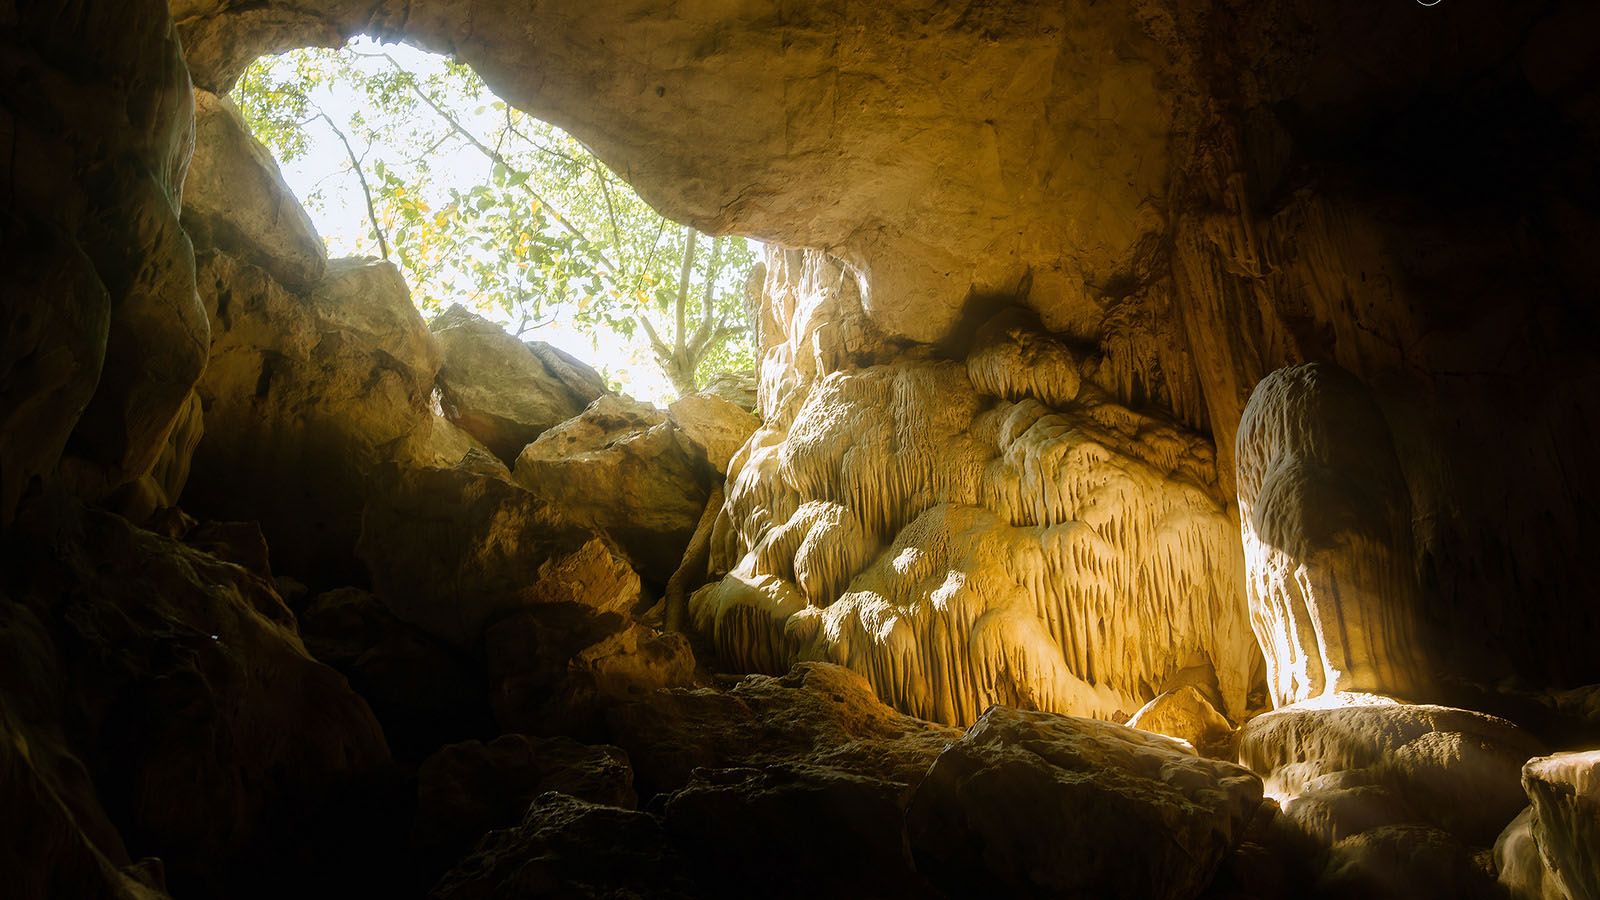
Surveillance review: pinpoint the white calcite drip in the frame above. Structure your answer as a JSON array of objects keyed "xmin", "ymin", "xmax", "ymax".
[{"xmin": 694, "ymin": 249, "xmax": 1261, "ymax": 725}]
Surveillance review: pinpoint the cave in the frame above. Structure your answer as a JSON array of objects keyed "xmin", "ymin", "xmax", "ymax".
[{"xmin": 4, "ymin": 1, "xmax": 1600, "ymax": 898}]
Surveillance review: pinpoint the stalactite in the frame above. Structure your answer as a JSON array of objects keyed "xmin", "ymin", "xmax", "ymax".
[{"xmin": 692, "ymin": 254, "xmax": 1260, "ymax": 726}]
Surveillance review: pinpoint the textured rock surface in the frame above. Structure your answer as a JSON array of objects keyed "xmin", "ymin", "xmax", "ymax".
[
  {"xmin": 696, "ymin": 272, "xmax": 1258, "ymax": 725},
  {"xmin": 1317, "ymin": 824, "xmax": 1499, "ymax": 900},
  {"xmin": 1237, "ymin": 700, "xmax": 1545, "ymax": 847},
  {"xmin": 1496, "ymin": 806, "xmax": 1571, "ymax": 900},
  {"xmin": 905, "ymin": 705, "xmax": 1262, "ymax": 900},
  {"xmin": 430, "ymin": 305, "xmax": 600, "ymax": 463},
  {"xmin": 356, "ymin": 462, "xmax": 603, "ymax": 647},
  {"xmin": 432, "ymin": 793, "xmax": 698, "ymax": 900},
  {"xmin": 0, "ymin": 496, "xmax": 392, "ymax": 897},
  {"xmin": 4, "ymin": 0, "xmax": 203, "ymax": 521},
  {"xmin": 514, "ymin": 395, "xmax": 715, "ymax": 584},
  {"xmin": 668, "ymin": 392, "xmax": 760, "ymax": 477},
  {"xmin": 184, "ymin": 88, "xmax": 325, "ymax": 290},
  {"xmin": 1522, "ymin": 751, "xmax": 1600, "ymax": 900},
  {"xmin": 414, "ymin": 735, "xmax": 635, "ymax": 866},
  {"xmin": 298, "ymin": 586, "xmax": 491, "ymax": 762},
  {"xmin": 1235, "ymin": 363, "xmax": 1429, "ymax": 706},
  {"xmin": 606, "ymin": 662, "xmax": 954, "ymax": 898},
  {"xmin": 185, "ymin": 251, "xmax": 442, "ymax": 582}
]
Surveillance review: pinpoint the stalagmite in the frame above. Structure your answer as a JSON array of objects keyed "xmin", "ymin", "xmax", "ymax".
[{"xmin": 1234, "ymin": 363, "xmax": 1430, "ymax": 706}]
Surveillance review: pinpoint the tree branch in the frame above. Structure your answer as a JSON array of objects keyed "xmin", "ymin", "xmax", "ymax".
[
  {"xmin": 674, "ymin": 225, "xmax": 696, "ymax": 358},
  {"xmin": 316, "ymin": 112, "xmax": 388, "ymax": 260},
  {"xmin": 691, "ymin": 235, "xmax": 722, "ymax": 352},
  {"xmin": 635, "ymin": 314, "xmax": 671, "ymax": 358},
  {"xmin": 358, "ymin": 50, "xmax": 621, "ymax": 277}
]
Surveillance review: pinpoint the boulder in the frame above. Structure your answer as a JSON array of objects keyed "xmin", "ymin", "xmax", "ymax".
[
  {"xmin": 699, "ymin": 370, "xmax": 759, "ymax": 414},
  {"xmin": 414, "ymin": 735, "xmax": 635, "ymax": 866},
  {"xmin": 605, "ymin": 662, "xmax": 957, "ymax": 800},
  {"xmin": 1522, "ymin": 751, "xmax": 1600, "ymax": 900},
  {"xmin": 904, "ymin": 705, "xmax": 1262, "ymax": 900},
  {"xmin": 186, "ymin": 251, "xmax": 441, "ymax": 583},
  {"xmin": 1317, "ymin": 824, "xmax": 1499, "ymax": 900},
  {"xmin": 183, "ymin": 89, "xmax": 325, "ymax": 291},
  {"xmin": 488, "ymin": 618, "xmax": 697, "ymax": 739},
  {"xmin": 514, "ymin": 394, "xmax": 715, "ymax": 584},
  {"xmin": 429, "ymin": 305, "xmax": 598, "ymax": 463},
  {"xmin": 1237, "ymin": 699, "xmax": 1546, "ymax": 846},
  {"xmin": 1128, "ymin": 684, "xmax": 1237, "ymax": 758},
  {"xmin": 526, "ymin": 340, "xmax": 609, "ymax": 406},
  {"xmin": 606, "ymin": 662, "xmax": 955, "ymax": 898},
  {"xmin": 669, "ymin": 391, "xmax": 760, "ymax": 476},
  {"xmin": 355, "ymin": 461, "xmax": 598, "ymax": 647}
]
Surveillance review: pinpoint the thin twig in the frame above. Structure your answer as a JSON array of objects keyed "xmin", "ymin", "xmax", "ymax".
[{"xmin": 316, "ymin": 112, "xmax": 388, "ymax": 260}]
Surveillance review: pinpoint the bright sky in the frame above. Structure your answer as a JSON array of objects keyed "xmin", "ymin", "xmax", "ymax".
[{"xmin": 263, "ymin": 37, "xmax": 755, "ymax": 406}]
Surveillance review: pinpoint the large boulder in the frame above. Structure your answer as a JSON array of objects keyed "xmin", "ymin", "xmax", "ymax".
[
  {"xmin": 1521, "ymin": 751, "xmax": 1600, "ymax": 900},
  {"xmin": 1317, "ymin": 824, "xmax": 1500, "ymax": 900},
  {"xmin": 1237, "ymin": 699, "xmax": 1546, "ymax": 847},
  {"xmin": 429, "ymin": 305, "xmax": 602, "ymax": 463},
  {"xmin": 356, "ymin": 462, "xmax": 607, "ymax": 648},
  {"xmin": 183, "ymin": 88, "xmax": 325, "ymax": 291},
  {"xmin": 669, "ymin": 391, "xmax": 760, "ymax": 476},
  {"xmin": 1128, "ymin": 684, "xmax": 1237, "ymax": 758},
  {"xmin": 904, "ymin": 705, "xmax": 1262, "ymax": 900},
  {"xmin": 607, "ymin": 662, "xmax": 955, "ymax": 897},
  {"xmin": 186, "ymin": 251, "xmax": 443, "ymax": 582},
  {"xmin": 514, "ymin": 395, "xmax": 716, "ymax": 584},
  {"xmin": 358, "ymin": 459, "xmax": 697, "ymax": 738}
]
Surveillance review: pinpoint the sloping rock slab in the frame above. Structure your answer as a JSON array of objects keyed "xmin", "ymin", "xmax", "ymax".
[{"xmin": 905, "ymin": 705, "xmax": 1262, "ymax": 900}]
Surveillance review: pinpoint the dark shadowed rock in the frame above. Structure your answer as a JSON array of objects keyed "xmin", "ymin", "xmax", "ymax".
[
  {"xmin": 414, "ymin": 734, "xmax": 635, "ymax": 867},
  {"xmin": 0, "ymin": 495, "xmax": 394, "ymax": 897},
  {"xmin": 431, "ymin": 793, "xmax": 699, "ymax": 900},
  {"xmin": 904, "ymin": 705, "xmax": 1262, "ymax": 900}
]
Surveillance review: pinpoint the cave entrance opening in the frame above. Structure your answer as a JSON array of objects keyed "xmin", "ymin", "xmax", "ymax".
[{"xmin": 232, "ymin": 37, "xmax": 761, "ymax": 404}]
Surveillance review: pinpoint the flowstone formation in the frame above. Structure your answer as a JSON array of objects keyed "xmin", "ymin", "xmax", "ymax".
[{"xmin": 693, "ymin": 250, "xmax": 1261, "ymax": 725}]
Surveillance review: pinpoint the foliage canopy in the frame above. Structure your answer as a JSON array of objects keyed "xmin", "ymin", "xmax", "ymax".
[{"xmin": 235, "ymin": 41, "xmax": 758, "ymax": 398}]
